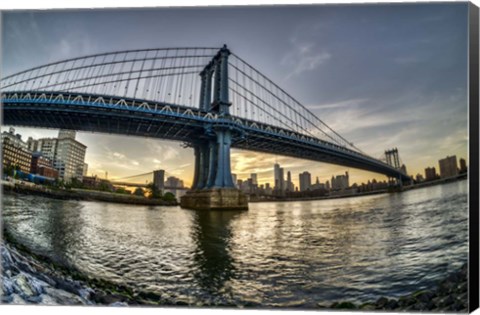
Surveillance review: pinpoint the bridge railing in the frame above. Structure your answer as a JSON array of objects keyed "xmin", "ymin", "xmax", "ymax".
[{"xmin": 1, "ymin": 47, "xmax": 220, "ymax": 109}]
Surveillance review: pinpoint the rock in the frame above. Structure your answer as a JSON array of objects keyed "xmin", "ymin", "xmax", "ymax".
[
  {"xmin": 385, "ymin": 299, "xmax": 398, "ymax": 309},
  {"xmin": 44, "ymin": 287, "xmax": 86, "ymax": 305},
  {"xmin": 1, "ymin": 277, "xmax": 15, "ymax": 296},
  {"xmin": 375, "ymin": 296, "xmax": 389, "ymax": 308},
  {"xmin": 94, "ymin": 292, "xmax": 126, "ymax": 305},
  {"xmin": 332, "ymin": 301, "xmax": 357, "ymax": 309},
  {"xmin": 413, "ymin": 290, "xmax": 434, "ymax": 303},
  {"xmin": 78, "ymin": 287, "xmax": 95, "ymax": 300},
  {"xmin": 10, "ymin": 293, "xmax": 26, "ymax": 305},
  {"xmin": 1, "ymin": 294, "xmax": 14, "ymax": 303},
  {"xmin": 39, "ymin": 294, "xmax": 59, "ymax": 305},
  {"xmin": 359, "ymin": 303, "xmax": 376, "ymax": 310},
  {"xmin": 12, "ymin": 273, "xmax": 37, "ymax": 297},
  {"xmin": 1, "ymin": 246, "xmax": 14, "ymax": 268}
]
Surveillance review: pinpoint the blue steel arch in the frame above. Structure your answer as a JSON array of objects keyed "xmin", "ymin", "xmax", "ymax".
[{"xmin": 1, "ymin": 46, "xmax": 411, "ymax": 187}]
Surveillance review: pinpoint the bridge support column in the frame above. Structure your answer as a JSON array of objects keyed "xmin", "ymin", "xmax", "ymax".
[
  {"xmin": 181, "ymin": 44, "xmax": 247, "ymax": 211},
  {"xmin": 181, "ymin": 129, "xmax": 247, "ymax": 211}
]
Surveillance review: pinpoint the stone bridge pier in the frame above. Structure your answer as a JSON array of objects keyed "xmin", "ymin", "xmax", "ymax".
[{"xmin": 180, "ymin": 45, "xmax": 248, "ymax": 211}]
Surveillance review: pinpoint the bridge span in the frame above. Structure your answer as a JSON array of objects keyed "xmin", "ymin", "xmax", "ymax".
[{"xmin": 1, "ymin": 45, "xmax": 409, "ymax": 210}]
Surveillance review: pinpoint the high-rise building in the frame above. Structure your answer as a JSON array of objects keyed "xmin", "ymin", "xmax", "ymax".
[
  {"xmin": 299, "ymin": 171, "xmax": 311, "ymax": 192},
  {"xmin": 58, "ymin": 130, "xmax": 76, "ymax": 140},
  {"xmin": 232, "ymin": 174, "xmax": 238, "ymax": 187},
  {"xmin": 36, "ymin": 130, "xmax": 87, "ymax": 182},
  {"xmin": 425, "ymin": 167, "xmax": 437, "ymax": 181},
  {"xmin": 274, "ymin": 163, "xmax": 285, "ymax": 192},
  {"xmin": 438, "ymin": 155, "xmax": 458, "ymax": 179},
  {"xmin": 331, "ymin": 171, "xmax": 349, "ymax": 190},
  {"xmin": 286, "ymin": 171, "xmax": 294, "ymax": 192},
  {"xmin": 83, "ymin": 163, "xmax": 89, "ymax": 176},
  {"xmin": 251, "ymin": 173, "xmax": 258, "ymax": 186}
]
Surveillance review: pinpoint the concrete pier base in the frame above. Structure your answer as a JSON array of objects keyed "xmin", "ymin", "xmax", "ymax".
[{"xmin": 180, "ymin": 188, "xmax": 248, "ymax": 211}]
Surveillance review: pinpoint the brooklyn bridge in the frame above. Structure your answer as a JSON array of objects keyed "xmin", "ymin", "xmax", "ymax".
[{"xmin": 1, "ymin": 45, "xmax": 409, "ymax": 210}]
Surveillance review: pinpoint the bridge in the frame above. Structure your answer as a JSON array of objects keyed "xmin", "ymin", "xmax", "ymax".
[{"xmin": 1, "ymin": 45, "xmax": 409, "ymax": 210}]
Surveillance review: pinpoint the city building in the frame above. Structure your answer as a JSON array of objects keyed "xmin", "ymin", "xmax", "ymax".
[
  {"xmin": 415, "ymin": 173, "xmax": 424, "ymax": 183},
  {"xmin": 165, "ymin": 176, "xmax": 184, "ymax": 188},
  {"xmin": 36, "ymin": 130, "xmax": 87, "ymax": 182},
  {"xmin": 299, "ymin": 171, "xmax": 311, "ymax": 192},
  {"xmin": 438, "ymin": 155, "xmax": 458, "ymax": 179},
  {"xmin": 1, "ymin": 128, "xmax": 32, "ymax": 173},
  {"xmin": 331, "ymin": 171, "xmax": 349, "ymax": 190},
  {"xmin": 286, "ymin": 171, "xmax": 294, "ymax": 192},
  {"xmin": 83, "ymin": 163, "xmax": 89, "ymax": 176},
  {"xmin": 274, "ymin": 163, "xmax": 285, "ymax": 192},
  {"xmin": 425, "ymin": 167, "xmax": 437, "ymax": 181},
  {"xmin": 459, "ymin": 158, "xmax": 467, "ymax": 174},
  {"xmin": 231, "ymin": 174, "xmax": 238, "ymax": 187},
  {"xmin": 250, "ymin": 173, "xmax": 257, "ymax": 186},
  {"xmin": 30, "ymin": 152, "xmax": 58, "ymax": 179}
]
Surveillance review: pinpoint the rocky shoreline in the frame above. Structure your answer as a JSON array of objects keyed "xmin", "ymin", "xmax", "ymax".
[{"xmin": 1, "ymin": 239, "xmax": 469, "ymax": 311}]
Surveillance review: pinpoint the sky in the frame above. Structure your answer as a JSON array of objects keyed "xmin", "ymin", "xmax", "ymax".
[{"xmin": 1, "ymin": 2, "xmax": 470, "ymax": 188}]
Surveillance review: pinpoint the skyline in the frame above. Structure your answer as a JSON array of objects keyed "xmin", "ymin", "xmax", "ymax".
[{"xmin": 1, "ymin": 3, "xmax": 469, "ymax": 186}]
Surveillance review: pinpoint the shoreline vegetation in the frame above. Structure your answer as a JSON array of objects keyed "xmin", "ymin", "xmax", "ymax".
[
  {"xmin": 2, "ymin": 181, "xmax": 178, "ymax": 206},
  {"xmin": 0, "ymin": 229, "xmax": 469, "ymax": 311}
]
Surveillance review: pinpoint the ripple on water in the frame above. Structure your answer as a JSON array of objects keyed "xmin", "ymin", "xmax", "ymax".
[{"xmin": 2, "ymin": 180, "xmax": 468, "ymax": 307}]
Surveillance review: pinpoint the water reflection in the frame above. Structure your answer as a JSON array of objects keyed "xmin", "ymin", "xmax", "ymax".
[
  {"xmin": 1, "ymin": 180, "xmax": 468, "ymax": 307},
  {"xmin": 190, "ymin": 210, "xmax": 240, "ymax": 302}
]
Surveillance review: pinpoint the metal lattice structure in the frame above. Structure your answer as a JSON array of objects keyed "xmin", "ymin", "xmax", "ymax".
[{"xmin": 1, "ymin": 46, "xmax": 410, "ymax": 186}]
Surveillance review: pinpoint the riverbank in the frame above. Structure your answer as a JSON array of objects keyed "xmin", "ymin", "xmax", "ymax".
[
  {"xmin": 2, "ymin": 181, "xmax": 178, "ymax": 206},
  {"xmin": 323, "ymin": 264, "xmax": 468, "ymax": 312},
  {"xmin": 250, "ymin": 175, "xmax": 467, "ymax": 204},
  {"xmin": 1, "ymin": 233, "xmax": 469, "ymax": 310}
]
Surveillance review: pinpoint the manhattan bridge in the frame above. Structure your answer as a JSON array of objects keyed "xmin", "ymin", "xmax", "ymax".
[{"xmin": 1, "ymin": 45, "xmax": 409, "ymax": 209}]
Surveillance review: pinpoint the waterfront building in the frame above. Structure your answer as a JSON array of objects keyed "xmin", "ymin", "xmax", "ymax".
[
  {"xmin": 425, "ymin": 167, "xmax": 437, "ymax": 181},
  {"xmin": 274, "ymin": 163, "xmax": 285, "ymax": 192},
  {"xmin": 1, "ymin": 129, "xmax": 32, "ymax": 173},
  {"xmin": 30, "ymin": 152, "xmax": 58, "ymax": 179},
  {"xmin": 299, "ymin": 171, "xmax": 311, "ymax": 192},
  {"xmin": 439, "ymin": 155, "xmax": 458, "ymax": 179}
]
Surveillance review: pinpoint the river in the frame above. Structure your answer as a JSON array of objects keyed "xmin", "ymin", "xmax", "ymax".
[{"xmin": 2, "ymin": 180, "xmax": 468, "ymax": 308}]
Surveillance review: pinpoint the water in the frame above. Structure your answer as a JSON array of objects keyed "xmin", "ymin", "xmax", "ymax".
[{"xmin": 2, "ymin": 180, "xmax": 468, "ymax": 307}]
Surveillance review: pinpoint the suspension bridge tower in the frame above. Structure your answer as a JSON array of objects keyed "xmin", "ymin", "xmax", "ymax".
[{"xmin": 180, "ymin": 45, "xmax": 248, "ymax": 211}]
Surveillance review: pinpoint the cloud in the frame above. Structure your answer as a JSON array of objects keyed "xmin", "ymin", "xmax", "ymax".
[
  {"xmin": 281, "ymin": 42, "xmax": 331, "ymax": 80},
  {"xmin": 113, "ymin": 152, "xmax": 126, "ymax": 159}
]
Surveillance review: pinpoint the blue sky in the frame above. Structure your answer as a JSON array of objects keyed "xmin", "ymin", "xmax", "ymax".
[{"xmin": 1, "ymin": 3, "xmax": 470, "ymax": 187}]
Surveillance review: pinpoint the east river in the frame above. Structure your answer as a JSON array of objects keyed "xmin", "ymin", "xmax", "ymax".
[{"xmin": 2, "ymin": 180, "xmax": 468, "ymax": 307}]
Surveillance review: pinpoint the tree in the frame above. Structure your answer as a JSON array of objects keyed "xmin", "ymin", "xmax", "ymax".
[
  {"xmin": 162, "ymin": 192, "xmax": 176, "ymax": 202},
  {"xmin": 134, "ymin": 187, "xmax": 145, "ymax": 197},
  {"xmin": 145, "ymin": 182, "xmax": 162, "ymax": 199}
]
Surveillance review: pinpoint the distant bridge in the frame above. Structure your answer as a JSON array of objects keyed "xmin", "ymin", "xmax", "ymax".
[{"xmin": 2, "ymin": 45, "xmax": 410, "ymax": 197}]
